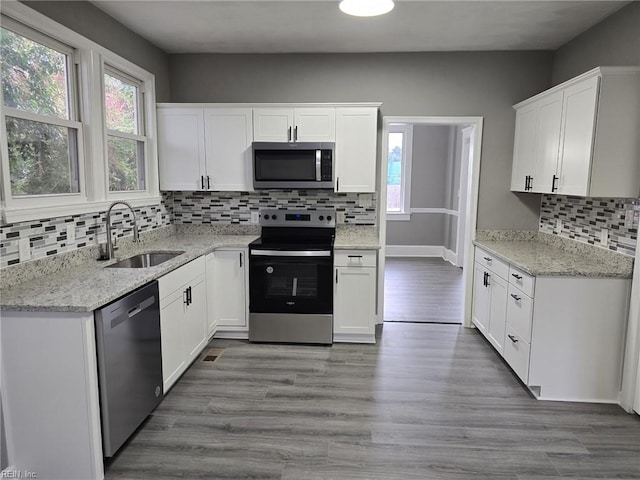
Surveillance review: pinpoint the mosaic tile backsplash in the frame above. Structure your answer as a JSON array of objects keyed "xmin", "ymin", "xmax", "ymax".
[
  {"xmin": 164, "ymin": 191, "xmax": 377, "ymax": 226},
  {"xmin": 540, "ymin": 195, "xmax": 639, "ymax": 257},
  {"xmin": 0, "ymin": 203, "xmax": 171, "ymax": 268}
]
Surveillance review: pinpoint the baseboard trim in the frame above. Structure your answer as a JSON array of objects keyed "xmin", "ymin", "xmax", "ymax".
[
  {"xmin": 385, "ymin": 245, "xmax": 444, "ymax": 257},
  {"xmin": 443, "ymin": 248, "xmax": 458, "ymax": 266},
  {"xmin": 213, "ymin": 331, "xmax": 249, "ymax": 340},
  {"xmin": 333, "ymin": 333, "xmax": 376, "ymax": 344}
]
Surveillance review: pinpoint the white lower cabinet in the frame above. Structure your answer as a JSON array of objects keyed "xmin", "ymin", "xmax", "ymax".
[
  {"xmin": 158, "ymin": 256, "xmax": 207, "ymax": 393},
  {"xmin": 473, "ymin": 246, "xmax": 631, "ymax": 403},
  {"xmin": 471, "ymin": 250, "xmax": 508, "ymax": 354},
  {"xmin": 207, "ymin": 248, "xmax": 249, "ymax": 334},
  {"xmin": 333, "ymin": 250, "xmax": 377, "ymax": 343}
]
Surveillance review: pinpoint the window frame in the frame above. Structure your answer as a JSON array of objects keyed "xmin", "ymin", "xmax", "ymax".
[
  {"xmin": 0, "ymin": 16, "xmax": 87, "ymax": 208},
  {"xmin": 102, "ymin": 64, "xmax": 150, "ymax": 198},
  {"xmin": 386, "ymin": 123, "xmax": 413, "ymax": 221},
  {"xmin": 0, "ymin": 3, "xmax": 159, "ymax": 223}
]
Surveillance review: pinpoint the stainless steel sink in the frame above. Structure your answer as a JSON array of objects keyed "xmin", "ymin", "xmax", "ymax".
[{"xmin": 105, "ymin": 251, "xmax": 185, "ymax": 268}]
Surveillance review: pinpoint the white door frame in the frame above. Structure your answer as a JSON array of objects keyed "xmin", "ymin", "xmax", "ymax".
[
  {"xmin": 378, "ymin": 116, "xmax": 484, "ymax": 327},
  {"xmin": 620, "ymin": 233, "xmax": 640, "ymax": 413}
]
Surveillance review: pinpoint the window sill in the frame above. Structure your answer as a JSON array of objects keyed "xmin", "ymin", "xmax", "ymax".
[
  {"xmin": 1, "ymin": 196, "xmax": 162, "ymax": 224},
  {"xmin": 387, "ymin": 212, "xmax": 411, "ymax": 221}
]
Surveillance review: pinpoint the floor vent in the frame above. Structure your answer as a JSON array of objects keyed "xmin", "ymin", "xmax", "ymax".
[{"xmin": 202, "ymin": 348, "xmax": 224, "ymax": 362}]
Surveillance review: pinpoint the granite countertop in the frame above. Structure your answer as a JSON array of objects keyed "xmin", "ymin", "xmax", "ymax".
[
  {"xmin": 334, "ymin": 226, "xmax": 380, "ymax": 250},
  {"xmin": 0, "ymin": 233, "xmax": 258, "ymax": 313},
  {"xmin": 474, "ymin": 239, "xmax": 633, "ymax": 278},
  {"xmin": 1, "ymin": 225, "xmax": 380, "ymax": 313}
]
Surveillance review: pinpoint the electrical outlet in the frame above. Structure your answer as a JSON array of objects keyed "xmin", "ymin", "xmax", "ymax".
[
  {"xmin": 359, "ymin": 193, "xmax": 372, "ymax": 208},
  {"xmin": 156, "ymin": 211, "xmax": 163, "ymax": 226},
  {"xmin": 600, "ymin": 228, "xmax": 609, "ymax": 247},
  {"xmin": 19, "ymin": 237, "xmax": 31, "ymax": 262},
  {"xmin": 337, "ymin": 211, "xmax": 346, "ymax": 224},
  {"xmin": 555, "ymin": 219, "xmax": 562, "ymax": 233},
  {"xmin": 66, "ymin": 225, "xmax": 76, "ymax": 244},
  {"xmin": 251, "ymin": 211, "xmax": 260, "ymax": 224}
]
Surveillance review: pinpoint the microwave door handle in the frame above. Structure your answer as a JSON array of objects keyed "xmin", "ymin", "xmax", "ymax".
[{"xmin": 316, "ymin": 150, "xmax": 322, "ymax": 181}]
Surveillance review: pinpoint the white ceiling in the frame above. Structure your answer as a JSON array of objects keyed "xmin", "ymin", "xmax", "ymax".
[{"xmin": 90, "ymin": 0, "xmax": 630, "ymax": 54}]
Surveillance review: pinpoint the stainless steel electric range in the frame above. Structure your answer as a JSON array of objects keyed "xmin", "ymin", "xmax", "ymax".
[{"xmin": 248, "ymin": 209, "xmax": 335, "ymax": 344}]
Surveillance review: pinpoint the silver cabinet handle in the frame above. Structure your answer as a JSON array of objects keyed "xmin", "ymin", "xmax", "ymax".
[
  {"xmin": 511, "ymin": 273, "xmax": 522, "ymax": 280},
  {"xmin": 510, "ymin": 293, "xmax": 521, "ymax": 301},
  {"xmin": 508, "ymin": 334, "xmax": 518, "ymax": 344}
]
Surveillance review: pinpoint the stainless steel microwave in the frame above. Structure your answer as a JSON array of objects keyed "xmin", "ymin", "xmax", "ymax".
[{"xmin": 252, "ymin": 142, "xmax": 334, "ymax": 189}]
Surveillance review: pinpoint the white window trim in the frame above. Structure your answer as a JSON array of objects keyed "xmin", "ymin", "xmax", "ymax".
[
  {"xmin": 0, "ymin": 2, "xmax": 159, "ymax": 224},
  {"xmin": 386, "ymin": 124, "xmax": 413, "ymax": 220}
]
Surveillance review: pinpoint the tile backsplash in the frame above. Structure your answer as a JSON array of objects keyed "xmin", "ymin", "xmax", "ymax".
[
  {"xmin": 0, "ymin": 203, "xmax": 171, "ymax": 268},
  {"xmin": 164, "ymin": 190, "xmax": 377, "ymax": 226},
  {"xmin": 539, "ymin": 195, "xmax": 639, "ymax": 257}
]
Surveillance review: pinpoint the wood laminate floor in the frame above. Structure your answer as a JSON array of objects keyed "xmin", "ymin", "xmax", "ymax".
[
  {"xmin": 385, "ymin": 257, "xmax": 463, "ymax": 323},
  {"xmin": 105, "ymin": 323, "xmax": 640, "ymax": 480}
]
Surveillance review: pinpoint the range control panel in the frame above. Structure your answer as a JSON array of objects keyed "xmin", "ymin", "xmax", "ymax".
[{"xmin": 259, "ymin": 209, "xmax": 336, "ymax": 228}]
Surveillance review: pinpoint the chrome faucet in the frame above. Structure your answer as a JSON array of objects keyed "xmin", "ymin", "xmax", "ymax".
[{"xmin": 105, "ymin": 201, "xmax": 139, "ymax": 260}]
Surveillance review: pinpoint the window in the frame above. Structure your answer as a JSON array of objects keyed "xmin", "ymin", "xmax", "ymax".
[
  {"xmin": 386, "ymin": 124, "xmax": 412, "ymax": 219},
  {"xmin": 104, "ymin": 68, "xmax": 146, "ymax": 193},
  {"xmin": 0, "ymin": 4, "xmax": 159, "ymax": 223},
  {"xmin": 0, "ymin": 21, "xmax": 83, "ymax": 198}
]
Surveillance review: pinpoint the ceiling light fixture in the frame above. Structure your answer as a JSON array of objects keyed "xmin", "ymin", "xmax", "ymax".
[{"xmin": 339, "ymin": 0, "xmax": 395, "ymax": 17}]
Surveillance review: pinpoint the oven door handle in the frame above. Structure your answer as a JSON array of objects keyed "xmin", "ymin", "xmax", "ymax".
[{"xmin": 250, "ymin": 250, "xmax": 332, "ymax": 257}]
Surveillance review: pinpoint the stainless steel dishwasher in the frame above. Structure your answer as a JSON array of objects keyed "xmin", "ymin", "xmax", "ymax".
[{"xmin": 95, "ymin": 281, "xmax": 163, "ymax": 457}]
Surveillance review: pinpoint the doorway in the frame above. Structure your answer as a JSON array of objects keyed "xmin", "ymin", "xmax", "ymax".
[{"xmin": 377, "ymin": 117, "xmax": 483, "ymax": 328}]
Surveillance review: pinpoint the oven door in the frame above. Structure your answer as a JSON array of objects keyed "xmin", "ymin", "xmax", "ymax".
[{"xmin": 249, "ymin": 249, "xmax": 333, "ymax": 314}]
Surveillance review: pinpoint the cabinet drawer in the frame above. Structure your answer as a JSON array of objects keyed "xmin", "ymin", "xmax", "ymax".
[
  {"xmin": 475, "ymin": 247, "xmax": 509, "ymax": 279},
  {"xmin": 504, "ymin": 326, "xmax": 531, "ymax": 384},
  {"xmin": 159, "ymin": 256, "xmax": 206, "ymax": 300},
  {"xmin": 334, "ymin": 250, "xmax": 376, "ymax": 268},
  {"xmin": 506, "ymin": 285, "xmax": 534, "ymax": 342},
  {"xmin": 508, "ymin": 266, "xmax": 535, "ymax": 297}
]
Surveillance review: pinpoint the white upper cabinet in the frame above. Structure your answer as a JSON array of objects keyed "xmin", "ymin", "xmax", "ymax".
[
  {"xmin": 204, "ymin": 108, "xmax": 253, "ymax": 191},
  {"xmin": 157, "ymin": 106, "xmax": 253, "ymax": 192},
  {"xmin": 335, "ymin": 107, "xmax": 378, "ymax": 193},
  {"xmin": 253, "ymin": 107, "xmax": 335, "ymax": 142},
  {"xmin": 157, "ymin": 108, "xmax": 206, "ymax": 191},
  {"xmin": 510, "ymin": 67, "xmax": 640, "ymax": 197}
]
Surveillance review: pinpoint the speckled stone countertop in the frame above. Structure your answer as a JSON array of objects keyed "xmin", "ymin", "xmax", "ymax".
[
  {"xmin": 0, "ymin": 232, "xmax": 258, "ymax": 313},
  {"xmin": 334, "ymin": 226, "xmax": 380, "ymax": 250},
  {"xmin": 474, "ymin": 235, "xmax": 633, "ymax": 278}
]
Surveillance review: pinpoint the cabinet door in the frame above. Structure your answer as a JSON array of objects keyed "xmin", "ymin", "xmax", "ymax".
[
  {"xmin": 335, "ymin": 107, "xmax": 377, "ymax": 192},
  {"xmin": 205, "ymin": 253, "xmax": 218, "ymax": 336},
  {"xmin": 557, "ymin": 76, "xmax": 599, "ymax": 196},
  {"xmin": 253, "ymin": 108, "xmax": 294, "ymax": 142},
  {"xmin": 204, "ymin": 108, "xmax": 253, "ymax": 191},
  {"xmin": 159, "ymin": 289, "xmax": 186, "ymax": 393},
  {"xmin": 532, "ymin": 92, "xmax": 563, "ymax": 193},
  {"xmin": 334, "ymin": 266, "xmax": 376, "ymax": 338},
  {"xmin": 294, "ymin": 108, "xmax": 336, "ymax": 142},
  {"xmin": 212, "ymin": 249, "xmax": 247, "ymax": 329},
  {"xmin": 487, "ymin": 272, "xmax": 508, "ymax": 354},
  {"xmin": 157, "ymin": 107, "xmax": 206, "ymax": 190},
  {"xmin": 183, "ymin": 274, "xmax": 207, "ymax": 362},
  {"xmin": 511, "ymin": 103, "xmax": 537, "ymax": 192},
  {"xmin": 472, "ymin": 263, "xmax": 490, "ymax": 334}
]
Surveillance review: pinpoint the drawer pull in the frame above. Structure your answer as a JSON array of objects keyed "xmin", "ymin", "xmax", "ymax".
[
  {"xmin": 508, "ymin": 334, "xmax": 518, "ymax": 344},
  {"xmin": 483, "ymin": 256, "xmax": 492, "ymax": 262},
  {"xmin": 347, "ymin": 255, "xmax": 363, "ymax": 258},
  {"xmin": 510, "ymin": 293, "xmax": 521, "ymax": 301},
  {"xmin": 511, "ymin": 273, "xmax": 523, "ymax": 280}
]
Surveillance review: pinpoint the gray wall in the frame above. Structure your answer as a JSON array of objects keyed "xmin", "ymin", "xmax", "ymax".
[
  {"xmin": 552, "ymin": 1, "xmax": 640, "ymax": 85},
  {"xmin": 169, "ymin": 51, "xmax": 551, "ymax": 230},
  {"xmin": 21, "ymin": 1, "xmax": 171, "ymax": 102},
  {"xmin": 387, "ymin": 125, "xmax": 453, "ymax": 246}
]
